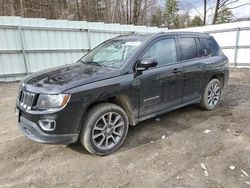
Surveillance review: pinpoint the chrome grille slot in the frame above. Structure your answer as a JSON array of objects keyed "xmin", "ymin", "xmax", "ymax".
[{"xmin": 19, "ymin": 90, "xmax": 36, "ymax": 109}]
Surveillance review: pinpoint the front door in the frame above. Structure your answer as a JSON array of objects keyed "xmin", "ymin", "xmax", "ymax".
[{"xmin": 136, "ymin": 37, "xmax": 183, "ymax": 118}]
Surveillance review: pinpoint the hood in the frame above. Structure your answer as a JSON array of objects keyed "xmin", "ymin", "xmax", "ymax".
[{"xmin": 22, "ymin": 63, "xmax": 120, "ymax": 94}]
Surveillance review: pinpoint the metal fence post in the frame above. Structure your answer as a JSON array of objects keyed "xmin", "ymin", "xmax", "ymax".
[
  {"xmin": 233, "ymin": 27, "xmax": 240, "ymax": 67},
  {"xmin": 87, "ymin": 28, "xmax": 91, "ymax": 51},
  {"xmin": 18, "ymin": 25, "xmax": 29, "ymax": 75}
]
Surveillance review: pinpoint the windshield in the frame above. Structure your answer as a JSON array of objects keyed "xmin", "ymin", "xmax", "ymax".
[{"xmin": 79, "ymin": 39, "xmax": 142, "ymax": 68}]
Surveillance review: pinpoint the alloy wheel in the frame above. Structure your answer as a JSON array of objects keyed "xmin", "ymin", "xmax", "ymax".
[
  {"xmin": 92, "ymin": 112, "xmax": 125, "ymax": 150},
  {"xmin": 207, "ymin": 82, "xmax": 221, "ymax": 106}
]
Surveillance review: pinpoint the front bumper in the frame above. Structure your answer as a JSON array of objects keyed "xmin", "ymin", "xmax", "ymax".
[{"xmin": 19, "ymin": 116, "xmax": 78, "ymax": 144}]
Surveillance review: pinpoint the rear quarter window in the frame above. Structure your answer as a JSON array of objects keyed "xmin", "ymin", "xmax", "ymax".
[{"xmin": 201, "ymin": 38, "xmax": 221, "ymax": 56}]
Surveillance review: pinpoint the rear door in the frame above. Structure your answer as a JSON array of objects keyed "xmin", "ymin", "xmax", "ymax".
[
  {"xmin": 178, "ymin": 36, "xmax": 205, "ymax": 103},
  {"xmin": 136, "ymin": 37, "xmax": 183, "ymax": 118}
]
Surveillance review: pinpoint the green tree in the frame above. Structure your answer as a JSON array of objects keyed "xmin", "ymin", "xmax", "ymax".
[
  {"xmin": 212, "ymin": 0, "xmax": 241, "ymax": 24},
  {"xmin": 164, "ymin": 0, "xmax": 179, "ymax": 28},
  {"xmin": 178, "ymin": 11, "xmax": 191, "ymax": 28},
  {"xmin": 191, "ymin": 15, "xmax": 203, "ymax": 27},
  {"xmin": 151, "ymin": 8, "xmax": 164, "ymax": 27},
  {"xmin": 216, "ymin": 6, "xmax": 233, "ymax": 24}
]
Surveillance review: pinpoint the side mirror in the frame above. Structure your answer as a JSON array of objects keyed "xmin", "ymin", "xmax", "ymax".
[{"xmin": 137, "ymin": 58, "xmax": 158, "ymax": 71}]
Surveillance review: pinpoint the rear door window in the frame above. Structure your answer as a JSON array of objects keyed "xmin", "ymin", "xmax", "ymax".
[{"xmin": 179, "ymin": 37, "xmax": 199, "ymax": 60}]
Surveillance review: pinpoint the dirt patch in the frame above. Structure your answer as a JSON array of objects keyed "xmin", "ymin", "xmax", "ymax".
[{"xmin": 1, "ymin": 68, "xmax": 250, "ymax": 188}]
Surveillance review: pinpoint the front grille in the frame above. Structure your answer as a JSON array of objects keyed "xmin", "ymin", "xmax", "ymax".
[{"xmin": 19, "ymin": 90, "xmax": 36, "ymax": 110}]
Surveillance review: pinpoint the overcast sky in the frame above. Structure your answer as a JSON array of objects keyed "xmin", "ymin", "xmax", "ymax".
[{"xmin": 160, "ymin": 0, "xmax": 250, "ymax": 23}]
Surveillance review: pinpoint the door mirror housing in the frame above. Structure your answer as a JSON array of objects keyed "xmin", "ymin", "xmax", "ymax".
[{"xmin": 137, "ymin": 58, "xmax": 158, "ymax": 71}]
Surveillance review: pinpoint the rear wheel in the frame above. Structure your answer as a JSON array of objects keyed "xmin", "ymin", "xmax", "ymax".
[
  {"xmin": 200, "ymin": 78, "xmax": 222, "ymax": 110},
  {"xmin": 79, "ymin": 103, "xmax": 129, "ymax": 155}
]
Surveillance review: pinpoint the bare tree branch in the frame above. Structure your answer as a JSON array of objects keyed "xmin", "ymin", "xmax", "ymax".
[{"xmin": 228, "ymin": 3, "xmax": 250, "ymax": 9}]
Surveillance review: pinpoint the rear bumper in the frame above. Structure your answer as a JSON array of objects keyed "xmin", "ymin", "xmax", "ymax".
[{"xmin": 18, "ymin": 116, "xmax": 78, "ymax": 144}]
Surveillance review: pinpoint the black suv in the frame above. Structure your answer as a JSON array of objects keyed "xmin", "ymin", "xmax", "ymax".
[{"xmin": 16, "ymin": 32, "xmax": 229, "ymax": 155}]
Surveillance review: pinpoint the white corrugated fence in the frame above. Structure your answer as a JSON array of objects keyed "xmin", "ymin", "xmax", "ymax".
[
  {"xmin": 0, "ymin": 16, "xmax": 250, "ymax": 82},
  {"xmin": 0, "ymin": 16, "xmax": 167, "ymax": 82}
]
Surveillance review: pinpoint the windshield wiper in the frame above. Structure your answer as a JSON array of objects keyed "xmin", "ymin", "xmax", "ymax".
[
  {"xmin": 102, "ymin": 60, "xmax": 121, "ymax": 68},
  {"xmin": 82, "ymin": 61, "xmax": 104, "ymax": 67}
]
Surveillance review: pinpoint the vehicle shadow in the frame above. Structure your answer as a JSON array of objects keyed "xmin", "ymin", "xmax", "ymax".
[
  {"xmin": 67, "ymin": 140, "xmax": 91, "ymax": 155},
  {"xmin": 120, "ymin": 105, "xmax": 206, "ymax": 151},
  {"xmin": 67, "ymin": 102, "xmax": 232, "ymax": 155}
]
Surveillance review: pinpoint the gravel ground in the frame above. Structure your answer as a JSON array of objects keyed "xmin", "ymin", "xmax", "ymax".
[{"xmin": 0, "ymin": 68, "xmax": 250, "ymax": 188}]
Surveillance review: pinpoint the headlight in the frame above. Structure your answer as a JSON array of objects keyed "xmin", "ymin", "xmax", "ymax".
[
  {"xmin": 36, "ymin": 94, "xmax": 70, "ymax": 109},
  {"xmin": 16, "ymin": 81, "xmax": 25, "ymax": 103}
]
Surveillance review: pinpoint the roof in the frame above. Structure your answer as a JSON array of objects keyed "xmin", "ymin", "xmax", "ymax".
[
  {"xmin": 114, "ymin": 31, "xmax": 211, "ymax": 41},
  {"xmin": 112, "ymin": 33, "xmax": 154, "ymax": 41},
  {"xmin": 157, "ymin": 31, "xmax": 211, "ymax": 37}
]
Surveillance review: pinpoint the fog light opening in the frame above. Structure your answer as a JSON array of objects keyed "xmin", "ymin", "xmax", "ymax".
[{"xmin": 38, "ymin": 120, "xmax": 56, "ymax": 131}]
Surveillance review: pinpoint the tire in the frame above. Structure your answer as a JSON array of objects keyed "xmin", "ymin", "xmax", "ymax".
[
  {"xmin": 200, "ymin": 78, "xmax": 222, "ymax": 110},
  {"xmin": 79, "ymin": 102, "xmax": 129, "ymax": 155}
]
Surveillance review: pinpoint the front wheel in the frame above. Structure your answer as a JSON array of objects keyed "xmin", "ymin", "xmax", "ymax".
[
  {"xmin": 79, "ymin": 103, "xmax": 129, "ymax": 155},
  {"xmin": 200, "ymin": 78, "xmax": 222, "ymax": 110}
]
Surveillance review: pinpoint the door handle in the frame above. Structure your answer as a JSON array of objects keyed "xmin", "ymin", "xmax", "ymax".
[{"xmin": 172, "ymin": 68, "xmax": 181, "ymax": 74}]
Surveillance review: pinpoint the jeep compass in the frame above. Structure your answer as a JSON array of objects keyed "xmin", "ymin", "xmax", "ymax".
[{"xmin": 16, "ymin": 32, "xmax": 229, "ymax": 155}]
